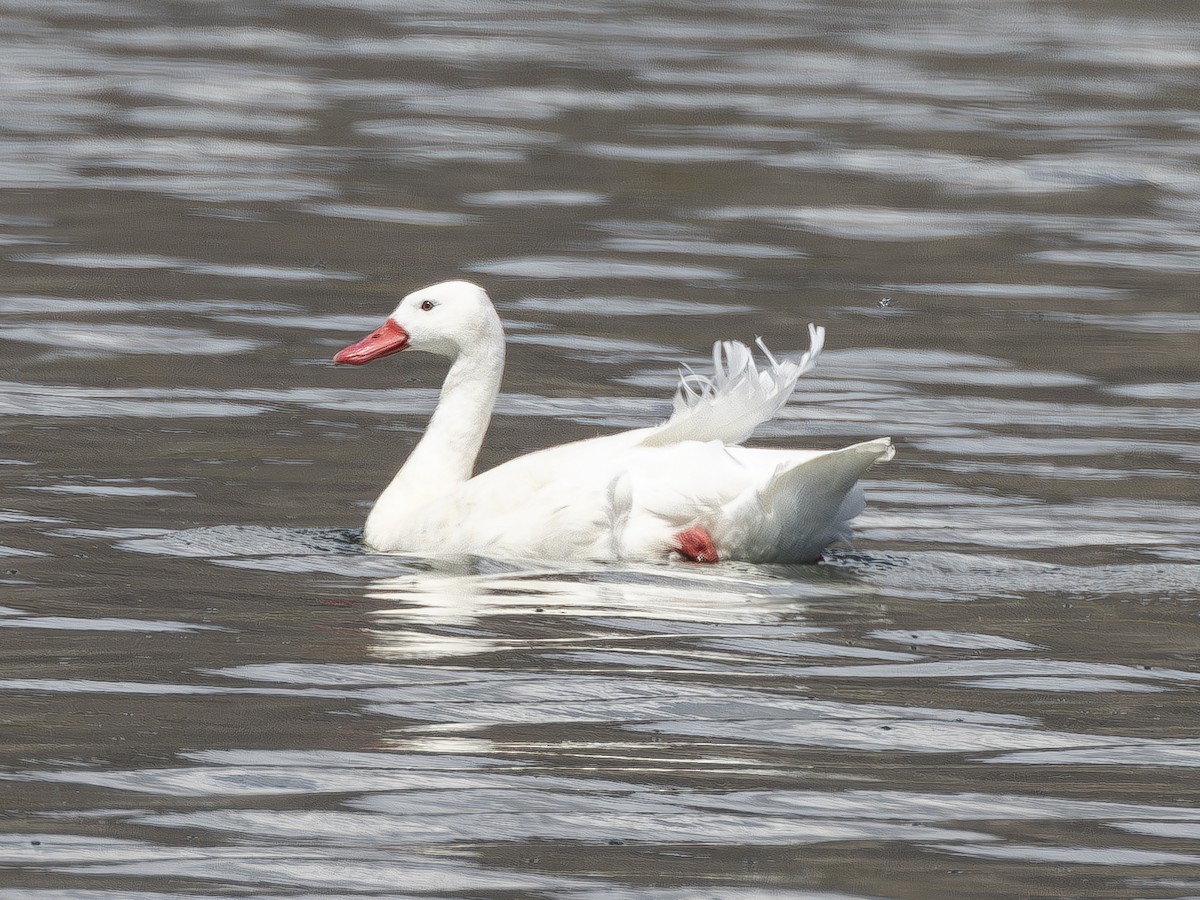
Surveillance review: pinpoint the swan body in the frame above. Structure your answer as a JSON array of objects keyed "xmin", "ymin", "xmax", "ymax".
[{"xmin": 334, "ymin": 280, "xmax": 893, "ymax": 563}]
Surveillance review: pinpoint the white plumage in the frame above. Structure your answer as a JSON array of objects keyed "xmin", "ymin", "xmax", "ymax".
[
  {"xmin": 334, "ymin": 280, "xmax": 893, "ymax": 564},
  {"xmin": 646, "ymin": 326, "xmax": 824, "ymax": 448}
]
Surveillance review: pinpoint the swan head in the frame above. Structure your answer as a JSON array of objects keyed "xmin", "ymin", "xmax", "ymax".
[{"xmin": 334, "ymin": 280, "xmax": 502, "ymax": 365}]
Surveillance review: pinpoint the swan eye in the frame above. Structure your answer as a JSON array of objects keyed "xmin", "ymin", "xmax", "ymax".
[{"xmin": 420, "ymin": 300, "xmax": 435, "ymax": 311}]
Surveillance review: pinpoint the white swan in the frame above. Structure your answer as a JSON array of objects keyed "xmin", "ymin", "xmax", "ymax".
[{"xmin": 333, "ymin": 280, "xmax": 893, "ymax": 563}]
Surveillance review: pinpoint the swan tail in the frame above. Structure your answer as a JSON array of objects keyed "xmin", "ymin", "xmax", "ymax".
[
  {"xmin": 728, "ymin": 437, "xmax": 894, "ymax": 563},
  {"xmin": 640, "ymin": 324, "xmax": 825, "ymax": 448}
]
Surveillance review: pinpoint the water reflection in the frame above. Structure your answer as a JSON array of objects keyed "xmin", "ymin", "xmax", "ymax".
[
  {"xmin": 5, "ymin": 516, "xmax": 1200, "ymax": 895},
  {"xmin": 6, "ymin": 547, "xmax": 1200, "ymax": 895}
]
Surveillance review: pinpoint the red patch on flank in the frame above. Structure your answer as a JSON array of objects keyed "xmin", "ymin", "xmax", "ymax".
[{"xmin": 674, "ymin": 526, "xmax": 719, "ymax": 564}]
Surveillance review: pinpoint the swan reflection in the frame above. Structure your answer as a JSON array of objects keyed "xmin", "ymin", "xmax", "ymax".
[{"xmin": 361, "ymin": 558, "xmax": 852, "ymax": 661}]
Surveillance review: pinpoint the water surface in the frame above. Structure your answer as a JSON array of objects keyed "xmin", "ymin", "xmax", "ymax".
[{"xmin": 2, "ymin": 0, "xmax": 1199, "ymax": 897}]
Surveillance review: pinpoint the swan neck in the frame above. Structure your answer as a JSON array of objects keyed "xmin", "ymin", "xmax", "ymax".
[{"xmin": 398, "ymin": 340, "xmax": 504, "ymax": 490}]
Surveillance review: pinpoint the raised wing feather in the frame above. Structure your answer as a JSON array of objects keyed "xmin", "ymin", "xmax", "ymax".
[{"xmin": 640, "ymin": 324, "xmax": 825, "ymax": 448}]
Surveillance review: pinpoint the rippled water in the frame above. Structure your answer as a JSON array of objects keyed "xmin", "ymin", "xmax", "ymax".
[{"xmin": 3, "ymin": 0, "xmax": 1199, "ymax": 897}]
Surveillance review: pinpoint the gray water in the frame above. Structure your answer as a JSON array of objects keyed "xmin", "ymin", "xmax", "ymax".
[{"xmin": 2, "ymin": 1, "xmax": 1200, "ymax": 897}]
